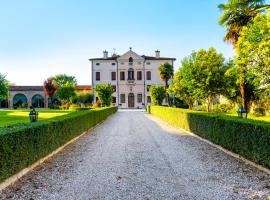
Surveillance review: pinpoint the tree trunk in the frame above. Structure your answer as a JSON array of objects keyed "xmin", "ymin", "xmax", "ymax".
[
  {"xmin": 188, "ymin": 97, "xmax": 193, "ymax": 110},
  {"xmin": 207, "ymin": 95, "xmax": 212, "ymax": 112},
  {"xmin": 164, "ymin": 81, "xmax": 171, "ymax": 106},
  {"xmin": 240, "ymin": 68, "xmax": 248, "ymax": 111}
]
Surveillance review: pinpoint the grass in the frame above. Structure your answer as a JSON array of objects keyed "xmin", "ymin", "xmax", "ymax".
[
  {"xmin": 224, "ymin": 113, "xmax": 270, "ymax": 123},
  {"xmin": 0, "ymin": 109, "xmax": 72, "ymax": 126}
]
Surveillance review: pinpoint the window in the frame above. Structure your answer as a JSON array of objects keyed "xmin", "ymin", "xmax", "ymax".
[
  {"xmin": 128, "ymin": 68, "xmax": 134, "ymax": 80},
  {"xmin": 147, "ymin": 85, "xmax": 151, "ymax": 92},
  {"xmin": 120, "ymin": 71, "xmax": 125, "ymax": 81},
  {"xmin": 96, "ymin": 72, "xmax": 100, "ymax": 81},
  {"xmin": 137, "ymin": 71, "xmax": 142, "ymax": 80},
  {"xmin": 129, "ymin": 57, "xmax": 133, "ymax": 64},
  {"xmin": 137, "ymin": 62, "xmax": 141, "ymax": 65},
  {"xmin": 146, "ymin": 71, "xmax": 151, "ymax": 80},
  {"xmin": 147, "ymin": 96, "xmax": 151, "ymax": 103},
  {"xmin": 121, "ymin": 62, "xmax": 124, "ymax": 65},
  {"xmin": 112, "ymin": 63, "xmax": 116, "ymax": 66},
  {"xmin": 111, "ymin": 72, "xmax": 116, "ymax": 81},
  {"xmin": 137, "ymin": 94, "xmax": 142, "ymax": 103},
  {"xmin": 112, "ymin": 96, "xmax": 116, "ymax": 104},
  {"xmin": 96, "ymin": 63, "xmax": 100, "ymax": 66},
  {"xmin": 146, "ymin": 62, "xmax": 151, "ymax": 65},
  {"xmin": 111, "ymin": 85, "xmax": 116, "ymax": 92},
  {"xmin": 120, "ymin": 94, "xmax": 125, "ymax": 103}
]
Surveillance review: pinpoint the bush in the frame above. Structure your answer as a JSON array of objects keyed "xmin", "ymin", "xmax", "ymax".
[
  {"xmin": 194, "ymin": 105, "xmax": 207, "ymax": 111},
  {"xmin": 253, "ymin": 107, "xmax": 266, "ymax": 117},
  {"xmin": 95, "ymin": 83, "xmax": 114, "ymax": 107},
  {"xmin": 213, "ymin": 103, "xmax": 233, "ymax": 113},
  {"xmin": 69, "ymin": 103, "xmax": 81, "ymax": 111},
  {"xmin": 0, "ymin": 107, "xmax": 117, "ymax": 182},
  {"xmin": 149, "ymin": 85, "xmax": 166, "ymax": 105},
  {"xmin": 150, "ymin": 106, "xmax": 270, "ymax": 169}
]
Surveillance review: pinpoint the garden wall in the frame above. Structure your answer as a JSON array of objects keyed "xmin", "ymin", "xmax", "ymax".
[
  {"xmin": 149, "ymin": 106, "xmax": 270, "ymax": 169},
  {"xmin": 0, "ymin": 107, "xmax": 117, "ymax": 182}
]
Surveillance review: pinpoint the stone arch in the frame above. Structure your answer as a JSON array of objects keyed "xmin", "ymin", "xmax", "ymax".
[
  {"xmin": 13, "ymin": 93, "xmax": 28, "ymax": 108},
  {"xmin": 32, "ymin": 94, "xmax": 45, "ymax": 108}
]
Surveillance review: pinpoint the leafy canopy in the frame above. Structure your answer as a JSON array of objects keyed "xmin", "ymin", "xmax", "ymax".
[
  {"xmin": 95, "ymin": 83, "xmax": 114, "ymax": 107},
  {"xmin": 218, "ymin": 0, "xmax": 269, "ymax": 46},
  {"xmin": 158, "ymin": 62, "xmax": 174, "ymax": 85},
  {"xmin": 149, "ymin": 85, "xmax": 166, "ymax": 105},
  {"xmin": 0, "ymin": 73, "xmax": 9, "ymax": 100}
]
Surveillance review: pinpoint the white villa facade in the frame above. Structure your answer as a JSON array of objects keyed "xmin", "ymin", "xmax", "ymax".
[{"xmin": 89, "ymin": 48, "xmax": 175, "ymax": 109}]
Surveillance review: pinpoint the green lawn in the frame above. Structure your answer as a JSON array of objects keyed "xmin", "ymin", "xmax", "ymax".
[
  {"xmin": 224, "ymin": 113, "xmax": 270, "ymax": 123},
  {"xmin": 0, "ymin": 109, "xmax": 72, "ymax": 126}
]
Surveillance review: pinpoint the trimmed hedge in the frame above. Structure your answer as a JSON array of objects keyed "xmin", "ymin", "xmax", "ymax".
[
  {"xmin": 0, "ymin": 107, "xmax": 117, "ymax": 182},
  {"xmin": 150, "ymin": 106, "xmax": 270, "ymax": 169}
]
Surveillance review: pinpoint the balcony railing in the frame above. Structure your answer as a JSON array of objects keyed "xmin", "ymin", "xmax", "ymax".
[{"xmin": 127, "ymin": 79, "xmax": 135, "ymax": 84}]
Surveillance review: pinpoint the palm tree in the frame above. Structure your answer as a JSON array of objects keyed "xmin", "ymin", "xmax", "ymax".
[
  {"xmin": 158, "ymin": 62, "xmax": 174, "ymax": 106},
  {"xmin": 43, "ymin": 77, "xmax": 57, "ymax": 108},
  {"xmin": 219, "ymin": 0, "xmax": 270, "ymax": 110}
]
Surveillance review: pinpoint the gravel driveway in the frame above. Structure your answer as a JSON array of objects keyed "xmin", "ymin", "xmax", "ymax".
[{"xmin": 0, "ymin": 110, "xmax": 269, "ymax": 200}]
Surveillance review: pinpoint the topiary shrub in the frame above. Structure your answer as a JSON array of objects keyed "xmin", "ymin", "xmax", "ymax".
[
  {"xmin": 150, "ymin": 106, "xmax": 270, "ymax": 169},
  {"xmin": 0, "ymin": 107, "xmax": 118, "ymax": 182},
  {"xmin": 253, "ymin": 107, "xmax": 266, "ymax": 117}
]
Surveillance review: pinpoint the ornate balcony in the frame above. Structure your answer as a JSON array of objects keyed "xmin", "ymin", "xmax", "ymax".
[{"xmin": 127, "ymin": 79, "xmax": 135, "ymax": 85}]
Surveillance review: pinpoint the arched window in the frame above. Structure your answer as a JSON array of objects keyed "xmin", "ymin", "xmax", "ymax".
[
  {"xmin": 13, "ymin": 93, "xmax": 28, "ymax": 108},
  {"xmin": 32, "ymin": 94, "xmax": 45, "ymax": 108},
  {"xmin": 129, "ymin": 57, "xmax": 133, "ymax": 65},
  {"xmin": 128, "ymin": 68, "xmax": 134, "ymax": 80}
]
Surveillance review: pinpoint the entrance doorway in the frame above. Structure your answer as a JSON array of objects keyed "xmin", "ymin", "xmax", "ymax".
[{"xmin": 128, "ymin": 93, "xmax": 135, "ymax": 108}]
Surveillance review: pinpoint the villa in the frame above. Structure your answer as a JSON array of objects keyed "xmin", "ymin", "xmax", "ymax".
[{"xmin": 89, "ymin": 48, "xmax": 176, "ymax": 108}]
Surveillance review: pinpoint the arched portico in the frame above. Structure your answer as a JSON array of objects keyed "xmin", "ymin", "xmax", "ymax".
[
  {"xmin": 13, "ymin": 94, "xmax": 28, "ymax": 108},
  {"xmin": 32, "ymin": 94, "xmax": 45, "ymax": 108}
]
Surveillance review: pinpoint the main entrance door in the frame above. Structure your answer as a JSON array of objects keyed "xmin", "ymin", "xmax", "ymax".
[{"xmin": 128, "ymin": 93, "xmax": 135, "ymax": 108}]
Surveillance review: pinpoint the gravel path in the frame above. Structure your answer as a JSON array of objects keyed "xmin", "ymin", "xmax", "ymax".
[{"xmin": 0, "ymin": 110, "xmax": 269, "ymax": 200}]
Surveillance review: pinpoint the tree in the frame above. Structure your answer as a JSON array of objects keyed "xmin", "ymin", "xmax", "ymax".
[
  {"xmin": 53, "ymin": 74, "xmax": 77, "ymax": 105},
  {"xmin": 170, "ymin": 48, "xmax": 226, "ymax": 112},
  {"xmin": 53, "ymin": 74, "xmax": 77, "ymax": 87},
  {"xmin": 0, "ymin": 73, "xmax": 9, "ymax": 100},
  {"xmin": 43, "ymin": 77, "xmax": 57, "ymax": 106},
  {"xmin": 168, "ymin": 70, "xmax": 194, "ymax": 109},
  {"xmin": 219, "ymin": 0, "xmax": 270, "ymax": 111},
  {"xmin": 237, "ymin": 13, "xmax": 270, "ymax": 85},
  {"xmin": 55, "ymin": 85, "xmax": 76, "ymax": 104},
  {"xmin": 158, "ymin": 62, "xmax": 174, "ymax": 106},
  {"xmin": 95, "ymin": 83, "xmax": 114, "ymax": 107},
  {"xmin": 149, "ymin": 85, "xmax": 166, "ymax": 105},
  {"xmin": 75, "ymin": 92, "xmax": 94, "ymax": 104},
  {"xmin": 218, "ymin": 0, "xmax": 269, "ymax": 47}
]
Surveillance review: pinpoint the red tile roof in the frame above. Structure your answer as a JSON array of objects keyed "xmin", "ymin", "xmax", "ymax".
[{"xmin": 9, "ymin": 85, "xmax": 92, "ymax": 92}]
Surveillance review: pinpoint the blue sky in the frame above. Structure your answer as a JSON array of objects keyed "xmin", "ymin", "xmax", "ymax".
[{"xmin": 0, "ymin": 0, "xmax": 233, "ymax": 85}]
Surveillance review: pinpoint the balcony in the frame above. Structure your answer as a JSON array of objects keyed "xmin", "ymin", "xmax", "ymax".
[{"xmin": 127, "ymin": 79, "xmax": 135, "ymax": 85}]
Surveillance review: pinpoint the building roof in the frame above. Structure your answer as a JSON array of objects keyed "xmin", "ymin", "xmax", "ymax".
[
  {"xmin": 9, "ymin": 85, "xmax": 92, "ymax": 92},
  {"xmin": 141, "ymin": 55, "xmax": 176, "ymax": 61},
  {"xmin": 76, "ymin": 85, "xmax": 92, "ymax": 91},
  {"xmin": 9, "ymin": 86, "xmax": 43, "ymax": 91},
  {"xmin": 89, "ymin": 55, "xmax": 120, "ymax": 61},
  {"xmin": 89, "ymin": 54, "xmax": 176, "ymax": 61}
]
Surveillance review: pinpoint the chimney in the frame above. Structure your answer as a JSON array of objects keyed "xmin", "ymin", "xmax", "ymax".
[
  {"xmin": 103, "ymin": 50, "xmax": 108, "ymax": 59},
  {"xmin": 155, "ymin": 50, "xmax": 160, "ymax": 58}
]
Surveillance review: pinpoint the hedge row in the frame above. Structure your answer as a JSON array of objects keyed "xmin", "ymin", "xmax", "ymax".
[
  {"xmin": 149, "ymin": 106, "xmax": 270, "ymax": 169},
  {"xmin": 0, "ymin": 107, "xmax": 117, "ymax": 182}
]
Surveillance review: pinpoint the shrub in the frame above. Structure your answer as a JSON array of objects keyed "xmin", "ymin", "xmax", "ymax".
[
  {"xmin": 150, "ymin": 106, "xmax": 270, "ymax": 169},
  {"xmin": 95, "ymin": 83, "xmax": 114, "ymax": 107},
  {"xmin": 253, "ymin": 107, "xmax": 266, "ymax": 117},
  {"xmin": 213, "ymin": 103, "xmax": 233, "ymax": 113},
  {"xmin": 0, "ymin": 107, "xmax": 117, "ymax": 182},
  {"xmin": 194, "ymin": 105, "xmax": 207, "ymax": 111},
  {"xmin": 149, "ymin": 85, "xmax": 166, "ymax": 105},
  {"xmin": 69, "ymin": 103, "xmax": 81, "ymax": 111}
]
